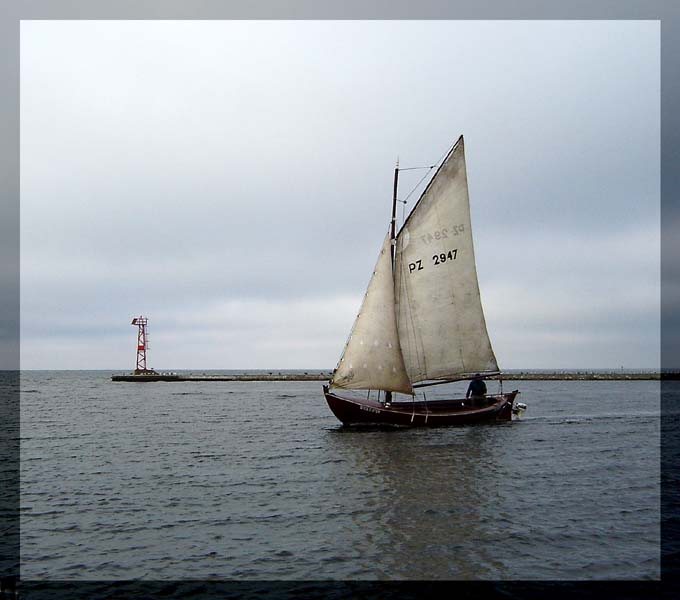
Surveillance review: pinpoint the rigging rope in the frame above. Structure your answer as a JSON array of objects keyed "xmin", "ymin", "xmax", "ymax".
[
  {"xmin": 398, "ymin": 165, "xmax": 436, "ymax": 171},
  {"xmin": 400, "ymin": 167, "xmax": 434, "ymax": 204},
  {"xmin": 398, "ymin": 169, "xmax": 431, "ymax": 227},
  {"xmin": 396, "ymin": 144, "xmax": 449, "ymax": 226},
  {"xmin": 397, "ymin": 143, "xmax": 456, "ymax": 224}
]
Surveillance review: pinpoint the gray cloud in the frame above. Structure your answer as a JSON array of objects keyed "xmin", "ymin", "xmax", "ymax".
[{"xmin": 20, "ymin": 20, "xmax": 659, "ymax": 369}]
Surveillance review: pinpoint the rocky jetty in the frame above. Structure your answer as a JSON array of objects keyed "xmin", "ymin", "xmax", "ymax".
[{"xmin": 111, "ymin": 371, "xmax": 666, "ymax": 382}]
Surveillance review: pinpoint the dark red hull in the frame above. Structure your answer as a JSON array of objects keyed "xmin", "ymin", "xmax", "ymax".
[{"xmin": 323, "ymin": 385, "xmax": 519, "ymax": 427}]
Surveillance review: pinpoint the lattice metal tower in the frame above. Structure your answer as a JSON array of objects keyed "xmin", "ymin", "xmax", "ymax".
[{"xmin": 131, "ymin": 316, "xmax": 151, "ymax": 374}]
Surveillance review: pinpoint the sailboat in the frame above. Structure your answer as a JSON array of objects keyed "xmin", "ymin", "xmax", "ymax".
[{"xmin": 323, "ymin": 135, "xmax": 522, "ymax": 426}]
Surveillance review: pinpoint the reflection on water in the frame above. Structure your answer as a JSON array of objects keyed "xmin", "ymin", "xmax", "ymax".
[{"xmin": 325, "ymin": 424, "xmax": 518, "ymax": 579}]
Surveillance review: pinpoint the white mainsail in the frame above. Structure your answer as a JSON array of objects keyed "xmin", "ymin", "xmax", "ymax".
[
  {"xmin": 330, "ymin": 234, "xmax": 414, "ymax": 394},
  {"xmin": 394, "ymin": 136, "xmax": 498, "ymax": 384}
]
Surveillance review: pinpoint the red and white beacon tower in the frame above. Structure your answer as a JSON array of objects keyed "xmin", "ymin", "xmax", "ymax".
[{"xmin": 131, "ymin": 316, "xmax": 153, "ymax": 374}]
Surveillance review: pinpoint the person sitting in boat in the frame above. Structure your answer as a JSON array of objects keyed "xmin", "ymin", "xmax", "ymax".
[
  {"xmin": 466, "ymin": 374, "xmax": 487, "ymax": 407},
  {"xmin": 384, "ymin": 391, "xmax": 392, "ymax": 406}
]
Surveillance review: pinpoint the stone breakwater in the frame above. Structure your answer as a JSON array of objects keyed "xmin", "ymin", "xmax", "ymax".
[
  {"xmin": 111, "ymin": 373, "xmax": 333, "ymax": 382},
  {"xmin": 500, "ymin": 372, "xmax": 663, "ymax": 380},
  {"xmin": 111, "ymin": 371, "xmax": 666, "ymax": 382}
]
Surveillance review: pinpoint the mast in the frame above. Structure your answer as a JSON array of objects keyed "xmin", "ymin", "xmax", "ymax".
[
  {"xmin": 386, "ymin": 161, "xmax": 400, "ymax": 402},
  {"xmin": 390, "ymin": 160, "xmax": 399, "ymax": 268}
]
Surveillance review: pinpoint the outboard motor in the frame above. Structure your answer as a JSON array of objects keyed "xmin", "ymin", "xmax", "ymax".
[{"xmin": 512, "ymin": 402, "xmax": 528, "ymax": 416}]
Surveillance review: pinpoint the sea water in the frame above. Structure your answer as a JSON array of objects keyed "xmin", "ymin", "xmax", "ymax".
[{"xmin": 19, "ymin": 371, "xmax": 659, "ymax": 580}]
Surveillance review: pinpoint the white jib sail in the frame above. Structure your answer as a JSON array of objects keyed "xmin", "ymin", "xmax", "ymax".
[
  {"xmin": 331, "ymin": 233, "xmax": 414, "ymax": 394},
  {"xmin": 394, "ymin": 137, "xmax": 499, "ymax": 384}
]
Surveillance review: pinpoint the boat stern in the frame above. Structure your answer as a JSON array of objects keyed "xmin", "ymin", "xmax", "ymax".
[{"xmin": 500, "ymin": 390, "xmax": 523, "ymax": 420}]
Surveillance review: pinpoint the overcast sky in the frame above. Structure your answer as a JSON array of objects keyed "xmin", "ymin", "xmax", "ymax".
[{"xmin": 20, "ymin": 20, "xmax": 659, "ymax": 370}]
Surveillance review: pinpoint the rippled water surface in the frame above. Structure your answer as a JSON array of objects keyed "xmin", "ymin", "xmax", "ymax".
[{"xmin": 20, "ymin": 371, "xmax": 660, "ymax": 580}]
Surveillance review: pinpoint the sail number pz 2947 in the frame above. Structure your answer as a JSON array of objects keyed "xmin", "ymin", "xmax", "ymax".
[{"xmin": 408, "ymin": 249, "xmax": 458, "ymax": 273}]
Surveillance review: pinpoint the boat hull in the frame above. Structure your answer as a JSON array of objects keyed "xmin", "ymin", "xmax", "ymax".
[{"xmin": 323, "ymin": 385, "xmax": 519, "ymax": 427}]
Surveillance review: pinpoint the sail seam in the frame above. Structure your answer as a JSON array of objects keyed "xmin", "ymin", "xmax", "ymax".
[{"xmin": 396, "ymin": 247, "xmax": 425, "ymax": 383}]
